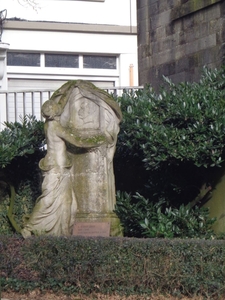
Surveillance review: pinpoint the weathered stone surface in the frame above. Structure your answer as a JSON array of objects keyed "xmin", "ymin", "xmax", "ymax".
[
  {"xmin": 21, "ymin": 80, "xmax": 122, "ymax": 238},
  {"xmin": 137, "ymin": 0, "xmax": 225, "ymax": 89},
  {"xmin": 171, "ymin": 0, "xmax": 222, "ymax": 21}
]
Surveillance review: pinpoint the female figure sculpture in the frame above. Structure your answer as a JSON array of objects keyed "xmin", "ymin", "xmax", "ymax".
[
  {"xmin": 21, "ymin": 100, "xmax": 77, "ymax": 238},
  {"xmin": 21, "ymin": 80, "xmax": 122, "ymax": 237}
]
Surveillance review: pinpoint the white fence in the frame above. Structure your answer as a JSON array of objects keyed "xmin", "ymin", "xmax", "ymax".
[
  {"xmin": 0, "ymin": 90, "xmax": 54, "ymax": 126},
  {"xmin": 0, "ymin": 86, "xmax": 143, "ymax": 130}
]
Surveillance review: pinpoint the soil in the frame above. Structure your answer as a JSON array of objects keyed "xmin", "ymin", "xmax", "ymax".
[{"xmin": 1, "ymin": 291, "xmax": 205, "ymax": 300}]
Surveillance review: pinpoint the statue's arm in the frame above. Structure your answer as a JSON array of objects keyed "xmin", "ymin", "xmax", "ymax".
[{"xmin": 55, "ymin": 123, "xmax": 108, "ymax": 148}]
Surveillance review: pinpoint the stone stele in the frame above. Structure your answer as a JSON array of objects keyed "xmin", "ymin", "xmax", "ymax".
[{"xmin": 21, "ymin": 80, "xmax": 123, "ymax": 238}]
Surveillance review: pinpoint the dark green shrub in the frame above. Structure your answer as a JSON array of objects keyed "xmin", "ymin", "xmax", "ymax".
[
  {"xmin": 115, "ymin": 192, "xmax": 216, "ymax": 238},
  {"xmin": 113, "ymin": 67, "xmax": 225, "ymax": 236},
  {"xmin": 114, "ymin": 67, "xmax": 225, "ymax": 205},
  {"xmin": 0, "ymin": 116, "xmax": 45, "ymax": 234},
  {"xmin": 116, "ymin": 67, "xmax": 225, "ymax": 171},
  {"xmin": 0, "ymin": 115, "xmax": 45, "ymax": 169}
]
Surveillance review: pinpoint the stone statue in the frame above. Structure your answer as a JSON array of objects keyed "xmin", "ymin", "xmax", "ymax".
[{"xmin": 21, "ymin": 80, "xmax": 122, "ymax": 238}]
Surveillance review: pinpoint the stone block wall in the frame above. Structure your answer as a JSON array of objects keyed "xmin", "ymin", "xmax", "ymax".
[{"xmin": 137, "ymin": 0, "xmax": 225, "ymax": 88}]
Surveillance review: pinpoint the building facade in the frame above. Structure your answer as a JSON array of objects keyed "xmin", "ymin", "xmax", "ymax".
[
  {"xmin": 0, "ymin": 0, "xmax": 138, "ymax": 126},
  {"xmin": 137, "ymin": 0, "xmax": 225, "ymax": 88},
  {"xmin": 2, "ymin": 0, "xmax": 138, "ymax": 89}
]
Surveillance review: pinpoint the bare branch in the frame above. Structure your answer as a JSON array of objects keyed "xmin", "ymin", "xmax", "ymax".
[{"xmin": 17, "ymin": 0, "xmax": 40, "ymax": 12}]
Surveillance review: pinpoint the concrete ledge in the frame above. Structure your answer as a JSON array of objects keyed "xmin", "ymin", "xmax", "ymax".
[{"xmin": 4, "ymin": 20, "xmax": 137, "ymax": 35}]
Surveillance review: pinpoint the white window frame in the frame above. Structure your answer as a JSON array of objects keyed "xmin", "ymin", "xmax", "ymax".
[{"xmin": 7, "ymin": 52, "xmax": 119, "ymax": 79}]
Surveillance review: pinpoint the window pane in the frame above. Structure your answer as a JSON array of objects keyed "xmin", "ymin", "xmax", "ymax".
[
  {"xmin": 45, "ymin": 54, "xmax": 79, "ymax": 68},
  {"xmin": 83, "ymin": 55, "xmax": 116, "ymax": 69},
  {"xmin": 7, "ymin": 52, "xmax": 40, "ymax": 66}
]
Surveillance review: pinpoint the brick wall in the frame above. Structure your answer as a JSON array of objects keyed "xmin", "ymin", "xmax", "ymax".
[{"xmin": 137, "ymin": 0, "xmax": 225, "ymax": 88}]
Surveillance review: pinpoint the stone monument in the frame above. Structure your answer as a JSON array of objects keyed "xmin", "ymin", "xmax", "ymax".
[{"xmin": 21, "ymin": 80, "xmax": 123, "ymax": 238}]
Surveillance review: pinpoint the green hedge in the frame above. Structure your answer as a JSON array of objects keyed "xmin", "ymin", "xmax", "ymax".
[{"xmin": 1, "ymin": 236, "xmax": 225, "ymax": 298}]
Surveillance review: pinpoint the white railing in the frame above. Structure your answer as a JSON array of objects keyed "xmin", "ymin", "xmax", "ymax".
[
  {"xmin": 0, "ymin": 89, "xmax": 54, "ymax": 127},
  {"xmin": 0, "ymin": 86, "xmax": 143, "ymax": 130}
]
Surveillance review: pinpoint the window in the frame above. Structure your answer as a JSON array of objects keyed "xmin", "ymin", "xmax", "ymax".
[
  {"xmin": 83, "ymin": 55, "xmax": 116, "ymax": 69},
  {"xmin": 7, "ymin": 52, "xmax": 117, "ymax": 70},
  {"xmin": 45, "ymin": 54, "xmax": 79, "ymax": 68},
  {"xmin": 7, "ymin": 52, "xmax": 40, "ymax": 67}
]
